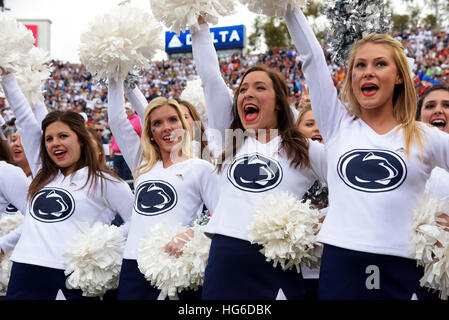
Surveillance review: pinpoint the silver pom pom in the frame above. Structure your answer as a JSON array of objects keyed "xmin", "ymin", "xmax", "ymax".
[
  {"xmin": 98, "ymin": 69, "xmax": 140, "ymax": 90},
  {"xmin": 323, "ymin": 0, "xmax": 391, "ymax": 65}
]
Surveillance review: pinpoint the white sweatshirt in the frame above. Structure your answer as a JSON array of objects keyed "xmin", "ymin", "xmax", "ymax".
[
  {"xmin": 107, "ymin": 77, "xmax": 219, "ymax": 260},
  {"xmin": 0, "ymin": 73, "xmax": 134, "ymax": 269},
  {"xmin": 285, "ymin": 7, "xmax": 449, "ymax": 258}
]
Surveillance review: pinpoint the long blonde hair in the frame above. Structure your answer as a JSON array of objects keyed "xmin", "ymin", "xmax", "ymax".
[
  {"xmin": 134, "ymin": 97, "xmax": 192, "ymax": 180},
  {"xmin": 341, "ymin": 33, "xmax": 422, "ymax": 157}
]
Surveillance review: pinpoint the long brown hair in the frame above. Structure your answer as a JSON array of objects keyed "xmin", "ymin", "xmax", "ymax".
[
  {"xmin": 86, "ymin": 127, "xmax": 106, "ymax": 165},
  {"xmin": 175, "ymin": 98, "xmax": 214, "ymax": 163},
  {"xmin": 28, "ymin": 111, "xmax": 116, "ymax": 200},
  {"xmin": 217, "ymin": 65, "xmax": 310, "ymax": 173},
  {"xmin": 0, "ymin": 138, "xmax": 14, "ymax": 164}
]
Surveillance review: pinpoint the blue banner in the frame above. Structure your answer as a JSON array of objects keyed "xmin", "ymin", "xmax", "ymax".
[{"xmin": 165, "ymin": 25, "xmax": 245, "ymax": 53}]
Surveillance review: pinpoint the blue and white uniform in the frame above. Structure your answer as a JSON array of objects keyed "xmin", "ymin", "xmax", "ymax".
[
  {"xmin": 0, "ymin": 161, "xmax": 29, "ymax": 220},
  {"xmin": 0, "ymin": 99, "xmax": 47, "ymax": 219},
  {"xmin": 107, "ymin": 77, "xmax": 219, "ymax": 300},
  {"xmin": 0, "ymin": 161, "xmax": 29, "ymax": 297},
  {"xmin": 285, "ymin": 7, "xmax": 449, "ymax": 299},
  {"xmin": 0, "ymin": 161, "xmax": 29, "ymax": 257},
  {"xmin": 191, "ymin": 23, "xmax": 327, "ymax": 300},
  {"xmin": 425, "ymin": 167, "xmax": 449, "ymax": 199},
  {"xmin": 0, "ymin": 73, "xmax": 134, "ymax": 300}
]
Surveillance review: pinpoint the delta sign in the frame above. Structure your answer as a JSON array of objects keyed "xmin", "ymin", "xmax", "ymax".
[{"xmin": 165, "ymin": 25, "xmax": 245, "ymax": 53}]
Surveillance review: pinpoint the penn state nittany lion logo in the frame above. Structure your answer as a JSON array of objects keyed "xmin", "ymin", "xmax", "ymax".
[
  {"xmin": 227, "ymin": 153, "xmax": 283, "ymax": 192},
  {"xmin": 337, "ymin": 149, "xmax": 407, "ymax": 193},
  {"xmin": 5, "ymin": 204, "xmax": 19, "ymax": 215},
  {"xmin": 30, "ymin": 188, "xmax": 75, "ymax": 222},
  {"xmin": 134, "ymin": 181, "xmax": 177, "ymax": 216}
]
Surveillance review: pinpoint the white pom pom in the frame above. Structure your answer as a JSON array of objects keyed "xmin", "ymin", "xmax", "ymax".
[
  {"xmin": 78, "ymin": 5, "xmax": 163, "ymax": 81},
  {"xmin": 0, "ymin": 214, "xmax": 24, "ymax": 292},
  {"xmin": 180, "ymin": 77, "xmax": 207, "ymax": 122},
  {"xmin": 0, "ymin": 14, "xmax": 35, "ymax": 73},
  {"xmin": 13, "ymin": 47, "xmax": 51, "ymax": 107},
  {"xmin": 63, "ymin": 222, "xmax": 126, "ymax": 297},
  {"xmin": 137, "ymin": 222, "xmax": 211, "ymax": 297},
  {"xmin": 248, "ymin": 192, "xmax": 324, "ymax": 272},
  {"xmin": 0, "ymin": 213, "xmax": 24, "ymax": 237},
  {"xmin": 239, "ymin": 0, "xmax": 306, "ymax": 17},
  {"xmin": 149, "ymin": 0, "xmax": 236, "ymax": 34},
  {"xmin": 411, "ymin": 192, "xmax": 449, "ymax": 299},
  {"xmin": 0, "ymin": 251, "xmax": 13, "ymax": 292}
]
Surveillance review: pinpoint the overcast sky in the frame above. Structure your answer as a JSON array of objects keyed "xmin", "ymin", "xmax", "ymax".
[
  {"xmin": 3, "ymin": 0, "xmax": 260, "ymax": 63},
  {"xmin": 4, "ymin": 0, "xmax": 408, "ymax": 63}
]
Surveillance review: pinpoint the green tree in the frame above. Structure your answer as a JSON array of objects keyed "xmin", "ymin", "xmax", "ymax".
[
  {"xmin": 246, "ymin": 0, "xmax": 326, "ymax": 52},
  {"xmin": 409, "ymin": 7, "xmax": 421, "ymax": 28},
  {"xmin": 391, "ymin": 14, "xmax": 410, "ymax": 31},
  {"xmin": 263, "ymin": 17, "xmax": 291, "ymax": 49},
  {"xmin": 247, "ymin": 16, "xmax": 264, "ymax": 52},
  {"xmin": 403, "ymin": 0, "xmax": 449, "ymax": 28},
  {"xmin": 423, "ymin": 14, "xmax": 437, "ymax": 29},
  {"xmin": 303, "ymin": 0, "xmax": 323, "ymax": 18}
]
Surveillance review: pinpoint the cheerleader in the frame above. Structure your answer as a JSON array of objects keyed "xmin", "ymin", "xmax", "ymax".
[
  {"xmin": 107, "ymin": 76, "xmax": 219, "ymax": 300},
  {"xmin": 124, "ymin": 84, "xmax": 216, "ymax": 162},
  {"xmin": 190, "ymin": 17, "xmax": 326, "ymax": 300},
  {"xmin": 0, "ymin": 70, "xmax": 134, "ymax": 300},
  {"xmin": 0, "ymin": 138, "xmax": 29, "ymax": 222},
  {"xmin": 417, "ymin": 84, "xmax": 449, "ymax": 200},
  {"xmin": 284, "ymin": 5, "xmax": 449, "ymax": 299}
]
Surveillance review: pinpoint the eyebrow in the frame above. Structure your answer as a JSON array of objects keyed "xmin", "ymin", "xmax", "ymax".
[
  {"xmin": 425, "ymin": 99, "xmax": 449, "ymax": 103},
  {"xmin": 355, "ymin": 56, "xmax": 388, "ymax": 62},
  {"xmin": 241, "ymin": 81, "xmax": 267, "ymax": 86}
]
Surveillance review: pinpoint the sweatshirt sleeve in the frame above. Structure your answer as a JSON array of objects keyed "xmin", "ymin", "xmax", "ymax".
[
  {"xmin": 0, "ymin": 163, "xmax": 30, "ymax": 215},
  {"xmin": 0, "ymin": 224, "xmax": 23, "ymax": 254},
  {"xmin": 32, "ymin": 102, "xmax": 49, "ymax": 126},
  {"xmin": 425, "ymin": 125, "xmax": 449, "ymax": 173},
  {"xmin": 124, "ymin": 86, "xmax": 148, "ymax": 121},
  {"xmin": 1, "ymin": 73, "xmax": 42, "ymax": 176},
  {"xmin": 107, "ymin": 76, "xmax": 143, "ymax": 174},
  {"xmin": 191, "ymin": 24, "xmax": 234, "ymax": 151},
  {"xmin": 103, "ymin": 176, "xmax": 134, "ymax": 226},
  {"xmin": 307, "ymin": 139, "xmax": 327, "ymax": 183},
  {"xmin": 284, "ymin": 7, "xmax": 348, "ymax": 143},
  {"xmin": 197, "ymin": 162, "xmax": 219, "ymax": 215}
]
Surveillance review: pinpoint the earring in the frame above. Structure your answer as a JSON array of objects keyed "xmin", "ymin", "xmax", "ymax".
[{"xmin": 150, "ymin": 137, "xmax": 154, "ymax": 141}]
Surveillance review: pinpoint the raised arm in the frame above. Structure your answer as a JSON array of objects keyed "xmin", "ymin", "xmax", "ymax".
[
  {"xmin": 107, "ymin": 76, "xmax": 143, "ymax": 174},
  {"xmin": 191, "ymin": 19, "xmax": 233, "ymax": 142},
  {"xmin": 124, "ymin": 86, "xmax": 147, "ymax": 121},
  {"xmin": 32, "ymin": 101, "xmax": 49, "ymax": 126},
  {"xmin": 0, "ymin": 115, "xmax": 6, "ymax": 140},
  {"xmin": 284, "ymin": 6, "xmax": 346, "ymax": 142},
  {"xmin": 1, "ymin": 73, "xmax": 42, "ymax": 176}
]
